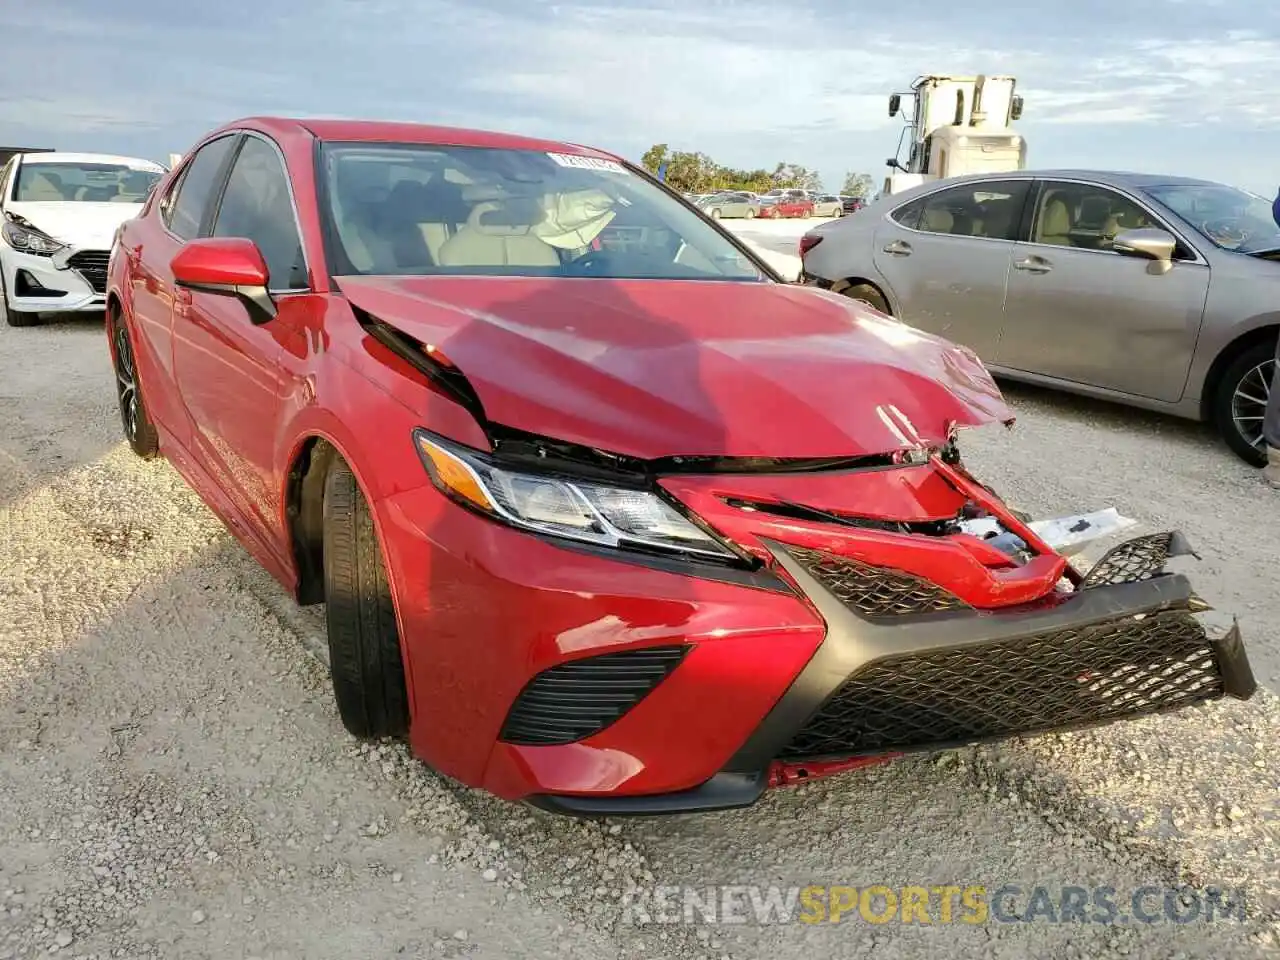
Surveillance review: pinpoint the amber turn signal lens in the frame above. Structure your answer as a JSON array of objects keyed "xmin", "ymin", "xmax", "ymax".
[{"xmin": 414, "ymin": 434, "xmax": 493, "ymax": 511}]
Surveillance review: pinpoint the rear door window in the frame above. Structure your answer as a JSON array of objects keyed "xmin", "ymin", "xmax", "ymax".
[{"xmin": 893, "ymin": 180, "xmax": 1029, "ymax": 240}]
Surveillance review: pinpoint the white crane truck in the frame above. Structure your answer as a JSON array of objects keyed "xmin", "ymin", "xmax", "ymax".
[{"xmin": 882, "ymin": 74, "xmax": 1026, "ymax": 196}]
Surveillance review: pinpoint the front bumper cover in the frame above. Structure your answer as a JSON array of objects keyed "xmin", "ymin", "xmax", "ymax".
[
  {"xmin": 529, "ymin": 531, "xmax": 1256, "ymax": 817},
  {"xmin": 1, "ymin": 247, "xmax": 106, "ymax": 313}
]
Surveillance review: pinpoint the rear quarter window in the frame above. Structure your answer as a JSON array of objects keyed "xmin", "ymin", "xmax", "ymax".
[{"xmin": 890, "ymin": 198, "xmax": 924, "ymax": 229}]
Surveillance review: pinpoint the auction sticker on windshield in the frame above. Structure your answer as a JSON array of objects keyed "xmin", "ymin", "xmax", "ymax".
[{"xmin": 547, "ymin": 153, "xmax": 627, "ymax": 174}]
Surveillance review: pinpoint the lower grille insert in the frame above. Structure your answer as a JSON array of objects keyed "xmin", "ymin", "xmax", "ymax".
[
  {"xmin": 1079, "ymin": 532, "xmax": 1193, "ymax": 589},
  {"xmin": 778, "ymin": 610, "xmax": 1224, "ymax": 762},
  {"xmin": 787, "ymin": 545, "xmax": 970, "ymax": 618},
  {"xmin": 499, "ymin": 645, "xmax": 689, "ymax": 746}
]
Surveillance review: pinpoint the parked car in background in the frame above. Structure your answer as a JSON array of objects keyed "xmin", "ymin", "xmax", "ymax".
[
  {"xmin": 699, "ymin": 191, "xmax": 761, "ymax": 219},
  {"xmin": 0, "ymin": 151, "xmax": 165, "ymax": 326},
  {"xmin": 841, "ymin": 195, "xmax": 867, "ymax": 214},
  {"xmin": 760, "ymin": 189, "xmax": 815, "ymax": 219},
  {"xmin": 103, "ymin": 118, "xmax": 1256, "ymax": 814},
  {"xmin": 812, "ymin": 194, "xmax": 843, "ymax": 217},
  {"xmin": 798, "ymin": 169, "xmax": 1280, "ymax": 465}
]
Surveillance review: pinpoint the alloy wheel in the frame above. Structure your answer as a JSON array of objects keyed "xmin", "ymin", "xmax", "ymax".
[
  {"xmin": 1231, "ymin": 357, "xmax": 1275, "ymax": 452},
  {"xmin": 113, "ymin": 319, "xmax": 140, "ymax": 442}
]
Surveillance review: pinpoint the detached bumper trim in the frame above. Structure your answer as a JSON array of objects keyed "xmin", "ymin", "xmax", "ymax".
[
  {"xmin": 1214, "ymin": 621, "xmax": 1257, "ymax": 700},
  {"xmin": 525, "ymin": 533, "xmax": 1256, "ymax": 817},
  {"xmin": 725, "ymin": 537, "xmax": 1256, "ymax": 772},
  {"xmin": 526, "ymin": 771, "xmax": 766, "ymax": 818}
]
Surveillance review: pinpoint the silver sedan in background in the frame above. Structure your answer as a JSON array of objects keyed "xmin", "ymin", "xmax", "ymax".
[
  {"xmin": 798, "ymin": 169, "xmax": 1280, "ymax": 465},
  {"xmin": 697, "ymin": 191, "xmax": 761, "ymax": 219},
  {"xmin": 811, "ymin": 194, "xmax": 844, "ymax": 217}
]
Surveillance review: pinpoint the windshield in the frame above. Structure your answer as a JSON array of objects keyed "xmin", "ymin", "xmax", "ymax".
[
  {"xmin": 13, "ymin": 162, "xmax": 161, "ymax": 203},
  {"xmin": 318, "ymin": 143, "xmax": 767, "ymax": 281},
  {"xmin": 1144, "ymin": 182, "xmax": 1280, "ymax": 254}
]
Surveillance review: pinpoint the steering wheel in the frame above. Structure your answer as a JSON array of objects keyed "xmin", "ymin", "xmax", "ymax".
[
  {"xmin": 566, "ymin": 250, "xmax": 610, "ymax": 275},
  {"xmin": 1202, "ymin": 217, "xmax": 1248, "ymax": 249}
]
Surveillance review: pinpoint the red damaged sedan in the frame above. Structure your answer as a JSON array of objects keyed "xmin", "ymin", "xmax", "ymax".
[{"xmin": 105, "ymin": 117, "xmax": 1256, "ymax": 815}]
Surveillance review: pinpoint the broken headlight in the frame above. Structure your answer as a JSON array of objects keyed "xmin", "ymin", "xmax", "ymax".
[
  {"xmin": 1, "ymin": 220, "xmax": 65, "ymax": 256},
  {"xmin": 413, "ymin": 430, "xmax": 738, "ymax": 561}
]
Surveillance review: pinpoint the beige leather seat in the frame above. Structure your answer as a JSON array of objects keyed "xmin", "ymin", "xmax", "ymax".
[
  {"xmin": 414, "ymin": 178, "xmax": 471, "ymax": 263},
  {"xmin": 23, "ymin": 172, "xmax": 67, "ymax": 201},
  {"xmin": 920, "ymin": 206, "xmax": 954, "ymax": 233},
  {"xmin": 1038, "ymin": 197, "xmax": 1072, "ymax": 245},
  {"xmin": 1103, "ymin": 204, "xmax": 1147, "ymax": 241},
  {"xmin": 330, "ymin": 182, "xmax": 393, "ymax": 273},
  {"xmin": 437, "ymin": 200, "xmax": 560, "ymax": 268},
  {"xmin": 977, "ymin": 203, "xmax": 1013, "ymax": 239}
]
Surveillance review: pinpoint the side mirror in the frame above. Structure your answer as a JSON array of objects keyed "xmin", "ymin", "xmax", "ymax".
[
  {"xmin": 889, "ymin": 94, "xmax": 900, "ymax": 117},
  {"xmin": 1010, "ymin": 95, "xmax": 1024, "ymax": 121},
  {"xmin": 171, "ymin": 237, "xmax": 277, "ymax": 323},
  {"xmin": 1112, "ymin": 227, "xmax": 1177, "ymax": 274}
]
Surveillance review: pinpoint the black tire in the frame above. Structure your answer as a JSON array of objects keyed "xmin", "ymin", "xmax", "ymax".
[
  {"xmin": 109, "ymin": 310, "xmax": 161, "ymax": 458},
  {"xmin": 0, "ymin": 270, "xmax": 40, "ymax": 327},
  {"xmin": 838, "ymin": 282, "xmax": 891, "ymax": 315},
  {"xmin": 1212, "ymin": 340, "xmax": 1275, "ymax": 467},
  {"xmin": 322, "ymin": 458, "xmax": 410, "ymax": 739}
]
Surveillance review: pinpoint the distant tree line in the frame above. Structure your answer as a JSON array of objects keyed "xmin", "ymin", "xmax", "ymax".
[{"xmin": 638, "ymin": 144, "xmax": 875, "ymax": 199}]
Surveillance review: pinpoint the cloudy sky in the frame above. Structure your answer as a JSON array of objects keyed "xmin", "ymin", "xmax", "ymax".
[{"xmin": 4, "ymin": 0, "xmax": 1278, "ymax": 194}]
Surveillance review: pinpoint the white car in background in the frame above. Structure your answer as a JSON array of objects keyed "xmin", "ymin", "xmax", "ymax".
[{"xmin": 0, "ymin": 152, "xmax": 165, "ymax": 327}]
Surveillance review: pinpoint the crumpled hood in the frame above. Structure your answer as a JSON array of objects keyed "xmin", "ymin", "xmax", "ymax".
[
  {"xmin": 6, "ymin": 201, "xmax": 144, "ymax": 250},
  {"xmin": 337, "ymin": 275, "xmax": 1014, "ymax": 459}
]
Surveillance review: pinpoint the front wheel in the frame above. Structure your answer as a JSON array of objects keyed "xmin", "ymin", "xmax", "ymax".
[
  {"xmin": 1212, "ymin": 341, "xmax": 1275, "ymax": 466},
  {"xmin": 110, "ymin": 310, "xmax": 160, "ymax": 458},
  {"xmin": 0, "ymin": 269, "xmax": 40, "ymax": 327},
  {"xmin": 322, "ymin": 458, "xmax": 410, "ymax": 739},
  {"xmin": 745, "ymin": 208, "xmax": 756, "ymax": 219},
  {"xmin": 710, "ymin": 208, "xmax": 721, "ymax": 219}
]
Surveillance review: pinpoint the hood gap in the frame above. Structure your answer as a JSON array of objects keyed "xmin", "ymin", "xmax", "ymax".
[{"xmin": 348, "ymin": 302, "xmax": 487, "ymax": 422}]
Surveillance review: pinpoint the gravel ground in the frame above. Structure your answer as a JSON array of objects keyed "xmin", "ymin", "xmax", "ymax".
[{"xmin": 1, "ymin": 277, "xmax": 1277, "ymax": 959}]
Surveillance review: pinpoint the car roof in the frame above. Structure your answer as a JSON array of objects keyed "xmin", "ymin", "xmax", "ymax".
[
  {"xmin": 1025, "ymin": 169, "xmax": 1223, "ymax": 189},
  {"xmin": 217, "ymin": 116, "xmax": 623, "ymax": 163},
  {"xmin": 15, "ymin": 151, "xmax": 165, "ymax": 170},
  {"xmin": 906, "ymin": 168, "xmax": 1225, "ymax": 191}
]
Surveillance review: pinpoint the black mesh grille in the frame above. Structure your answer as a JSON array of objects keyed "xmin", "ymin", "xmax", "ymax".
[
  {"xmin": 777, "ymin": 610, "xmax": 1224, "ymax": 762},
  {"xmin": 68, "ymin": 250, "xmax": 109, "ymax": 293},
  {"xmin": 788, "ymin": 545, "xmax": 970, "ymax": 618},
  {"xmin": 1080, "ymin": 533, "xmax": 1179, "ymax": 589},
  {"xmin": 499, "ymin": 645, "xmax": 688, "ymax": 746}
]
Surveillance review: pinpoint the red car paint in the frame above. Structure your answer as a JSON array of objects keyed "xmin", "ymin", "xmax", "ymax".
[
  {"xmin": 334, "ymin": 275, "xmax": 1013, "ymax": 459},
  {"xmin": 170, "ymin": 237, "xmax": 269, "ymax": 287},
  {"xmin": 104, "ymin": 117, "xmax": 1247, "ymax": 814},
  {"xmin": 760, "ymin": 196, "xmax": 815, "ymax": 219}
]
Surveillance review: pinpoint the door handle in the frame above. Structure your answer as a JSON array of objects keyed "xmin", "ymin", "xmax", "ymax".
[
  {"xmin": 882, "ymin": 240, "xmax": 912, "ymax": 256},
  {"xmin": 1013, "ymin": 256, "xmax": 1051, "ymax": 273}
]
